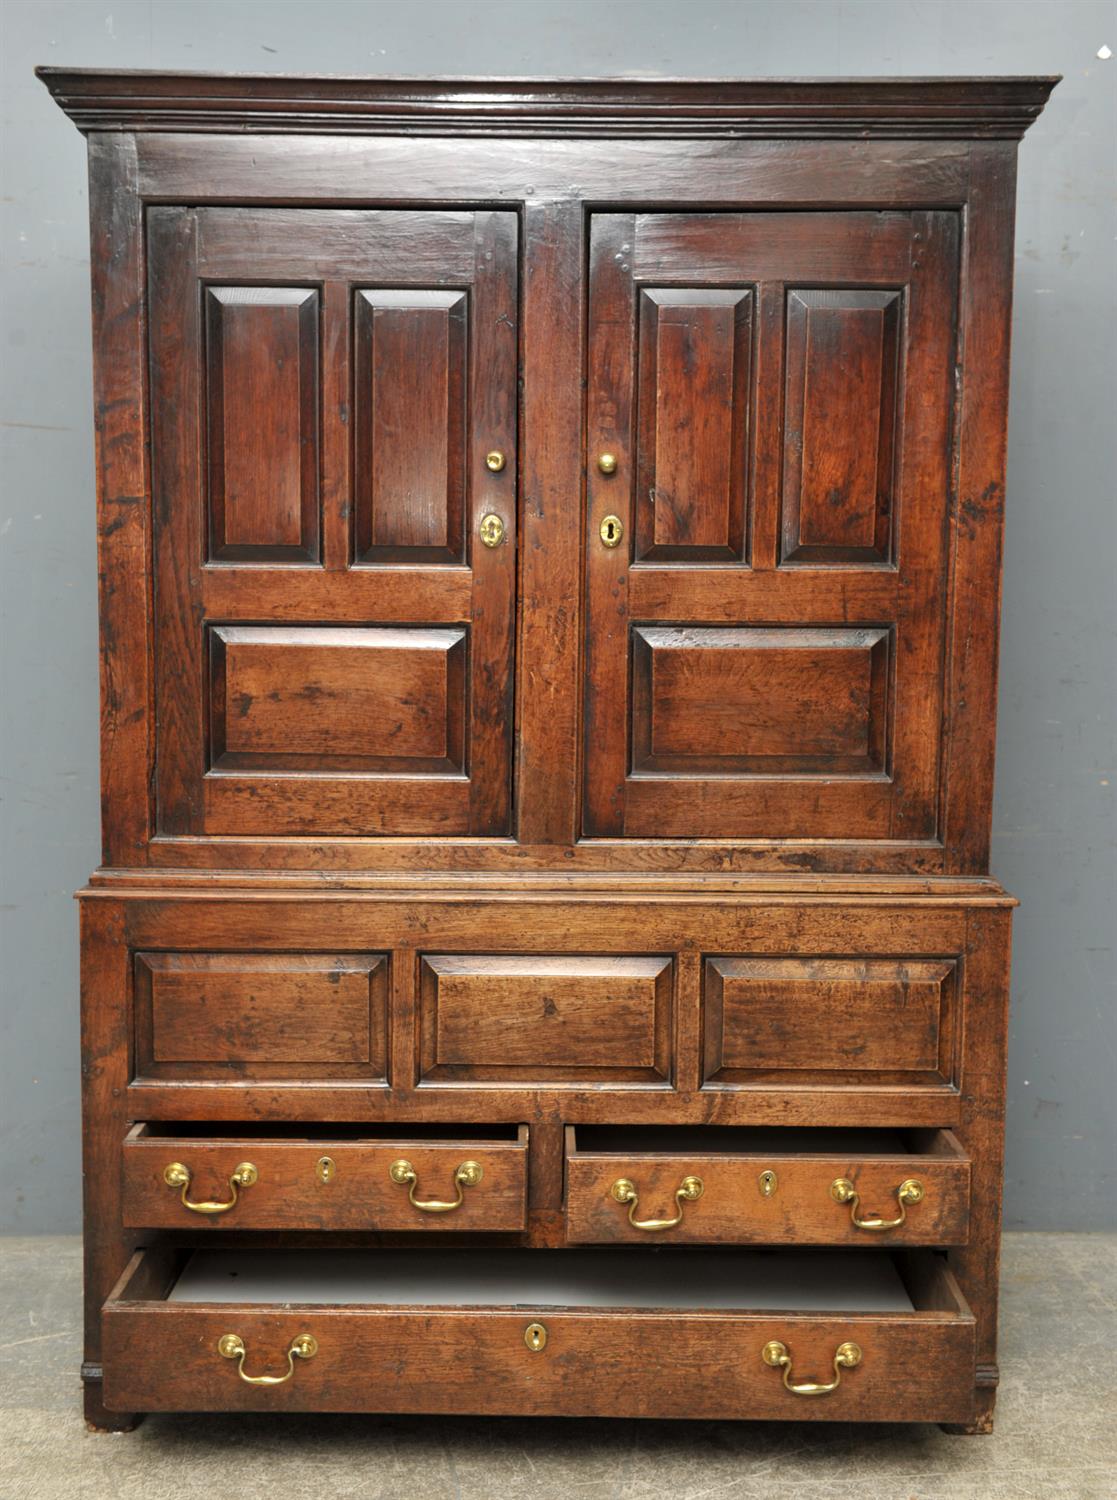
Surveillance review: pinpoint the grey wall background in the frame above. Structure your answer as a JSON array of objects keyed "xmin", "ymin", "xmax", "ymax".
[{"xmin": 1, "ymin": 0, "xmax": 1114, "ymax": 1233}]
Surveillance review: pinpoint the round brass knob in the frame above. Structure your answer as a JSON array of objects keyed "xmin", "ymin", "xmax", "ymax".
[
  {"xmin": 485, "ymin": 450, "xmax": 507, "ymax": 472},
  {"xmin": 597, "ymin": 452, "xmax": 618, "ymax": 475}
]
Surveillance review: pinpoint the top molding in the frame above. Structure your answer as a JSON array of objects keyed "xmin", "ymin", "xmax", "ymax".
[{"xmin": 37, "ymin": 69, "xmax": 1058, "ymax": 140}]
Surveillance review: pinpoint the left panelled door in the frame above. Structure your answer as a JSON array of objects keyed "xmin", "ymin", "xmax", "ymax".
[{"xmin": 147, "ymin": 208, "xmax": 517, "ymax": 838}]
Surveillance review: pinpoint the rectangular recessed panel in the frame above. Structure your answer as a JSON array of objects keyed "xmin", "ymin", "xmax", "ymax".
[
  {"xmin": 353, "ymin": 290, "xmax": 467, "ymax": 563},
  {"xmin": 782, "ymin": 289, "xmax": 902, "ymax": 566},
  {"xmin": 419, "ymin": 956, "xmax": 673, "ymax": 1085},
  {"xmin": 134, "ymin": 954, "xmax": 387, "ymax": 1081},
  {"xmin": 631, "ymin": 625, "xmax": 890, "ymax": 775},
  {"xmin": 703, "ymin": 958, "xmax": 958, "ymax": 1088},
  {"xmin": 204, "ymin": 287, "xmax": 319, "ymax": 563},
  {"xmin": 209, "ymin": 625, "xmax": 466, "ymax": 774},
  {"xmin": 635, "ymin": 289, "xmax": 752, "ymax": 562}
]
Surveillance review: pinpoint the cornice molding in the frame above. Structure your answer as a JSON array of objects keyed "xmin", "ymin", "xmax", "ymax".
[{"xmin": 37, "ymin": 69, "xmax": 1058, "ymax": 140}]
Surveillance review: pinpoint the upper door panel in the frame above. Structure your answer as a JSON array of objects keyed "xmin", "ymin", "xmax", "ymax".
[
  {"xmin": 584, "ymin": 210, "xmax": 959, "ymax": 841},
  {"xmin": 148, "ymin": 208, "xmax": 517, "ymax": 839}
]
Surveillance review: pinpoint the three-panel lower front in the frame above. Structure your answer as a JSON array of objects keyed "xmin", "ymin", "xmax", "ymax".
[{"xmin": 81, "ymin": 882, "xmax": 1011, "ymax": 1428}]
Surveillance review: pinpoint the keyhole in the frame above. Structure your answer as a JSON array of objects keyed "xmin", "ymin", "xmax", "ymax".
[{"xmin": 599, "ymin": 514, "xmax": 624, "ymax": 548}]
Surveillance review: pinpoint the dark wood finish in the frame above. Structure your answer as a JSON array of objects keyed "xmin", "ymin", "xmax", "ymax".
[
  {"xmin": 703, "ymin": 957, "xmax": 959, "ymax": 1088},
  {"xmin": 584, "ymin": 208, "xmax": 957, "ymax": 842},
  {"xmin": 101, "ymin": 1246, "xmax": 976, "ymax": 1423},
  {"xmin": 133, "ymin": 953, "xmax": 387, "ymax": 1081},
  {"xmin": 564, "ymin": 1127, "xmax": 971, "ymax": 1246},
  {"xmin": 41, "ymin": 69, "xmax": 1049, "ymax": 1433},
  {"xmin": 122, "ymin": 1124, "xmax": 529, "ymax": 1231},
  {"xmin": 148, "ymin": 206, "xmax": 516, "ymax": 841},
  {"xmin": 418, "ymin": 955, "xmax": 673, "ymax": 1085}
]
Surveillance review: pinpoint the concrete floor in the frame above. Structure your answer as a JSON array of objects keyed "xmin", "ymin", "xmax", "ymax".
[{"xmin": 0, "ymin": 1234, "xmax": 1113, "ymax": 1499}]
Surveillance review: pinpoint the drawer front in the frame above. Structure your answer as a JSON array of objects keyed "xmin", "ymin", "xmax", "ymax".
[
  {"xmin": 564, "ymin": 1129, "xmax": 971, "ymax": 1246},
  {"xmin": 418, "ymin": 955, "xmax": 673, "ymax": 1084},
  {"xmin": 134, "ymin": 953, "xmax": 388, "ymax": 1081},
  {"xmin": 703, "ymin": 957, "xmax": 960, "ymax": 1089},
  {"xmin": 102, "ymin": 1251, "xmax": 975, "ymax": 1423},
  {"xmin": 122, "ymin": 1126, "xmax": 529, "ymax": 1231}
]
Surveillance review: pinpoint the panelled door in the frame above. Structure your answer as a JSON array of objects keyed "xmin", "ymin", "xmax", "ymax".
[
  {"xmin": 585, "ymin": 211, "xmax": 959, "ymax": 841},
  {"xmin": 148, "ymin": 208, "xmax": 517, "ymax": 838}
]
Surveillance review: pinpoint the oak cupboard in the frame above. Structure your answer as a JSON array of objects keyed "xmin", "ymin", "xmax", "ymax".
[{"xmin": 39, "ymin": 68, "xmax": 1055, "ymax": 1433}]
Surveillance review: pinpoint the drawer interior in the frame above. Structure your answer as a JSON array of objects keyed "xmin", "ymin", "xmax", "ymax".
[
  {"xmin": 167, "ymin": 1247, "xmax": 915, "ymax": 1310},
  {"xmin": 569, "ymin": 1126, "xmax": 950, "ymax": 1156},
  {"xmin": 130, "ymin": 1122, "xmax": 524, "ymax": 1142}
]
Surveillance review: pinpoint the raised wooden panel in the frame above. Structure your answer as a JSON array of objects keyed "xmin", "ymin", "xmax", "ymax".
[
  {"xmin": 134, "ymin": 954, "xmax": 388, "ymax": 1081},
  {"xmin": 635, "ymin": 289, "xmax": 752, "ymax": 562},
  {"xmin": 204, "ymin": 287, "xmax": 319, "ymax": 563},
  {"xmin": 703, "ymin": 958, "xmax": 959, "ymax": 1089},
  {"xmin": 353, "ymin": 290, "xmax": 467, "ymax": 564},
  {"xmin": 208, "ymin": 625, "xmax": 466, "ymax": 774},
  {"xmin": 782, "ymin": 289, "xmax": 902, "ymax": 566},
  {"xmin": 631, "ymin": 625, "xmax": 891, "ymax": 775},
  {"xmin": 418, "ymin": 956, "xmax": 673, "ymax": 1085}
]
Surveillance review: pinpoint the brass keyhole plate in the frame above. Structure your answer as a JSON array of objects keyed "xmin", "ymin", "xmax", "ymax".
[
  {"xmin": 599, "ymin": 514, "xmax": 624, "ymax": 548},
  {"xmin": 524, "ymin": 1322, "xmax": 548, "ymax": 1352}
]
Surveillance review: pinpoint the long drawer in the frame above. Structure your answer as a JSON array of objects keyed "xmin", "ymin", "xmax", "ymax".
[
  {"xmin": 564, "ymin": 1126, "xmax": 971, "ymax": 1245},
  {"xmin": 102, "ymin": 1246, "xmax": 976, "ymax": 1423},
  {"xmin": 122, "ymin": 1124, "xmax": 529, "ymax": 1231}
]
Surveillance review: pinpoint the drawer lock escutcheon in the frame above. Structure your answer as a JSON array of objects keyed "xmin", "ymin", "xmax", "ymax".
[
  {"xmin": 762, "ymin": 1339, "xmax": 861, "ymax": 1397},
  {"xmin": 390, "ymin": 1158, "xmax": 483, "ymax": 1214},
  {"xmin": 162, "ymin": 1160, "xmax": 257, "ymax": 1216},
  {"xmin": 830, "ymin": 1177, "xmax": 925, "ymax": 1232},
  {"xmin": 218, "ymin": 1332, "xmax": 318, "ymax": 1386},
  {"xmin": 316, "ymin": 1156, "xmax": 336, "ymax": 1185},
  {"xmin": 758, "ymin": 1169, "xmax": 778, "ymax": 1197},
  {"xmin": 610, "ymin": 1174, "xmax": 704, "ymax": 1232},
  {"xmin": 524, "ymin": 1322, "xmax": 548, "ymax": 1352}
]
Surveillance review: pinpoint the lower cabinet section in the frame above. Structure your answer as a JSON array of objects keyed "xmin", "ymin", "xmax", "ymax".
[
  {"xmin": 102, "ymin": 1247, "xmax": 976, "ymax": 1423},
  {"xmin": 122, "ymin": 1124, "xmax": 529, "ymax": 1231}
]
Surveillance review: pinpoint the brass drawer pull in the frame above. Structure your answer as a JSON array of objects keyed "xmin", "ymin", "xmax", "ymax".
[
  {"xmin": 610, "ymin": 1174, "xmax": 703, "ymax": 1232},
  {"xmin": 831, "ymin": 1176, "xmax": 925, "ymax": 1232},
  {"xmin": 390, "ymin": 1158, "xmax": 483, "ymax": 1213},
  {"xmin": 162, "ymin": 1160, "xmax": 257, "ymax": 1216},
  {"xmin": 762, "ymin": 1339, "xmax": 861, "ymax": 1397},
  {"xmin": 218, "ymin": 1332, "xmax": 317, "ymax": 1386}
]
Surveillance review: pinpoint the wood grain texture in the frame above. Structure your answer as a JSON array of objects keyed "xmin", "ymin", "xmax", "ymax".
[
  {"xmin": 101, "ymin": 1246, "xmax": 975, "ymax": 1422},
  {"xmin": 781, "ymin": 289, "xmax": 900, "ymax": 565},
  {"xmin": 122, "ymin": 1124, "xmax": 528, "ymax": 1231},
  {"xmin": 564, "ymin": 1126, "xmax": 971, "ymax": 1245},
  {"xmin": 204, "ymin": 286, "xmax": 320, "ymax": 563},
  {"xmin": 47, "ymin": 71, "xmax": 1048, "ymax": 1433},
  {"xmin": 418, "ymin": 955, "xmax": 673, "ymax": 1085},
  {"xmin": 134, "ymin": 953, "xmax": 387, "ymax": 1080},
  {"xmin": 703, "ymin": 957, "xmax": 959, "ymax": 1088},
  {"xmin": 39, "ymin": 70, "xmax": 1057, "ymax": 139}
]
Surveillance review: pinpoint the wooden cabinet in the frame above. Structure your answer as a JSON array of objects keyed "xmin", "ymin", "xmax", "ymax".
[{"xmin": 41, "ymin": 67, "xmax": 1055, "ymax": 1434}]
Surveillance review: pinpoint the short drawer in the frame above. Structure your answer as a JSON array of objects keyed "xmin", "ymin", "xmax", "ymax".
[
  {"xmin": 101, "ymin": 1246, "xmax": 976, "ymax": 1424},
  {"xmin": 122, "ymin": 1124, "xmax": 528, "ymax": 1231},
  {"xmin": 564, "ymin": 1126, "xmax": 970, "ymax": 1245}
]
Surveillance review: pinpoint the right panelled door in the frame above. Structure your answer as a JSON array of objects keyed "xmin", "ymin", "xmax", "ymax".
[{"xmin": 584, "ymin": 210, "xmax": 960, "ymax": 841}]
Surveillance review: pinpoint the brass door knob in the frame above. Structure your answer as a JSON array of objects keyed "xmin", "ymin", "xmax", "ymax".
[
  {"xmin": 485, "ymin": 450, "xmax": 507, "ymax": 472},
  {"xmin": 597, "ymin": 452, "xmax": 618, "ymax": 474}
]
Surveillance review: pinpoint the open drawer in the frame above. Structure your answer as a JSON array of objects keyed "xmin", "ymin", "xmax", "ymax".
[
  {"xmin": 102, "ymin": 1246, "xmax": 976, "ymax": 1423},
  {"xmin": 564, "ymin": 1127, "xmax": 970, "ymax": 1245},
  {"xmin": 122, "ymin": 1123, "xmax": 528, "ymax": 1231}
]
